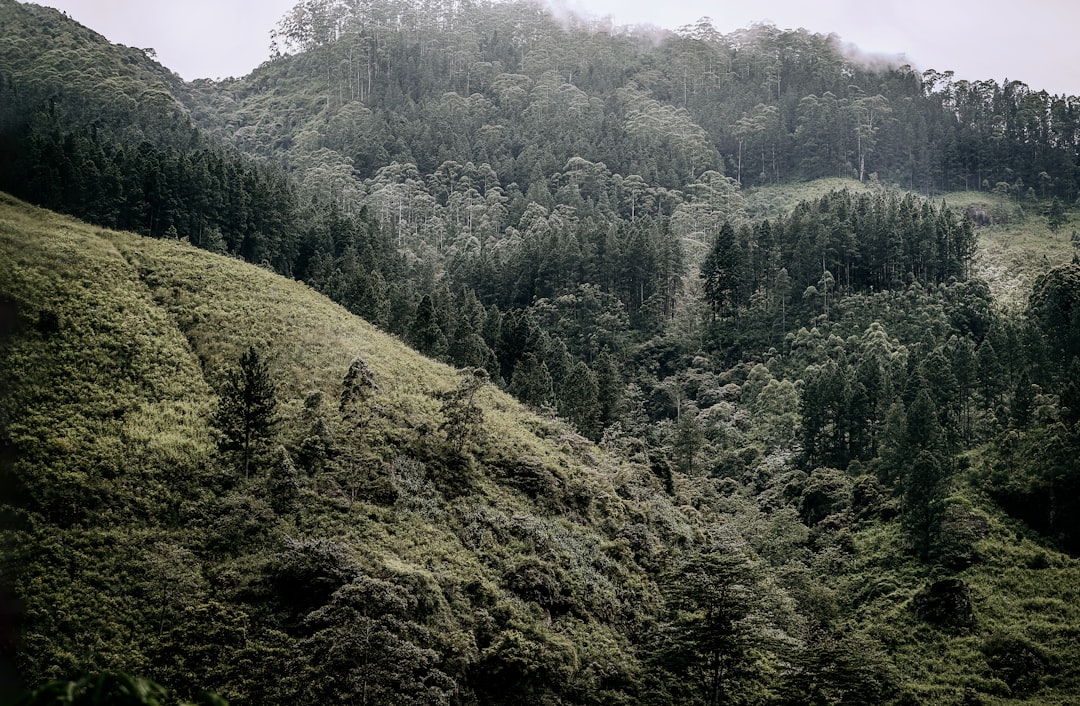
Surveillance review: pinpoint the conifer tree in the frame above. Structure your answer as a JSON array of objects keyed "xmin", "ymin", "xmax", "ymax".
[
  {"xmin": 268, "ymin": 447, "xmax": 301, "ymax": 515},
  {"xmin": 558, "ymin": 361, "xmax": 601, "ymax": 439},
  {"xmin": 439, "ymin": 368, "xmax": 488, "ymax": 452},
  {"xmin": 408, "ymin": 294, "xmax": 447, "ymax": 358},
  {"xmin": 215, "ymin": 345, "xmax": 278, "ymax": 478},
  {"xmin": 339, "ymin": 355, "xmax": 378, "ymax": 425},
  {"xmin": 509, "ymin": 352, "xmax": 554, "ymax": 408}
]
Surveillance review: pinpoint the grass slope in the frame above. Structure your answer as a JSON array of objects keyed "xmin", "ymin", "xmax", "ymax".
[
  {"xmin": 747, "ymin": 179, "xmax": 1078, "ymax": 307},
  {"xmin": 3, "ymin": 193, "xmax": 1079, "ymax": 704},
  {"xmin": 0, "ymin": 192, "xmax": 676, "ymax": 700}
]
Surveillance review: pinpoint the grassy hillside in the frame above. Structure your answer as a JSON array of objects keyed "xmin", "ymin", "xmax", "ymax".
[
  {"xmin": 746, "ymin": 180, "xmax": 1078, "ymax": 306},
  {"xmin": 940, "ymin": 192, "xmax": 1077, "ymax": 306},
  {"xmin": 0, "ymin": 192, "xmax": 679, "ymax": 702},
  {"xmin": 3, "ymin": 193, "xmax": 1080, "ymax": 705}
]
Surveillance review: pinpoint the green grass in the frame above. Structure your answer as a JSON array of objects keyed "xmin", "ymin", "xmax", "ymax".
[
  {"xmin": 0, "ymin": 192, "xmax": 674, "ymax": 695},
  {"xmin": 743, "ymin": 177, "xmax": 874, "ymax": 219},
  {"xmin": 6, "ymin": 192, "xmax": 1080, "ymax": 703}
]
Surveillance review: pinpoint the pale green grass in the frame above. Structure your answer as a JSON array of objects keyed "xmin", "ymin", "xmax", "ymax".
[
  {"xmin": 743, "ymin": 177, "xmax": 873, "ymax": 219},
  {"xmin": 943, "ymin": 191, "xmax": 1075, "ymax": 306}
]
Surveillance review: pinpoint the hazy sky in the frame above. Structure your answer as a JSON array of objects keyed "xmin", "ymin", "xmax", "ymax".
[{"xmin": 39, "ymin": 0, "xmax": 1080, "ymax": 95}]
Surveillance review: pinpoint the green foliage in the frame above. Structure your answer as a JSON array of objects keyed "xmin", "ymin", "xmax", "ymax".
[
  {"xmin": 14, "ymin": 672, "xmax": 227, "ymax": 706},
  {"xmin": 438, "ymin": 368, "xmax": 488, "ymax": 454},
  {"xmin": 213, "ymin": 346, "xmax": 278, "ymax": 478},
  {"xmin": 651, "ymin": 549, "xmax": 776, "ymax": 706},
  {"xmin": 6, "ymin": 0, "xmax": 1080, "ymax": 699},
  {"xmin": 1029, "ymin": 261, "xmax": 1080, "ymax": 368},
  {"xmin": 776, "ymin": 630, "xmax": 898, "ymax": 705}
]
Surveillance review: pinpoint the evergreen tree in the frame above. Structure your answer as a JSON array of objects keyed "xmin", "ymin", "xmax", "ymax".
[
  {"xmin": 701, "ymin": 221, "xmax": 744, "ymax": 320},
  {"xmin": 653, "ymin": 550, "xmax": 771, "ymax": 706},
  {"xmin": 1047, "ymin": 197, "xmax": 1067, "ymax": 232},
  {"xmin": 339, "ymin": 355, "xmax": 378, "ymax": 425},
  {"xmin": 508, "ymin": 352, "xmax": 554, "ymax": 408},
  {"xmin": 897, "ymin": 389, "xmax": 950, "ymax": 561},
  {"xmin": 408, "ymin": 294, "xmax": 447, "ymax": 358},
  {"xmin": 215, "ymin": 345, "xmax": 278, "ymax": 478},
  {"xmin": 592, "ymin": 348, "xmax": 624, "ymax": 427},
  {"xmin": 268, "ymin": 446, "xmax": 301, "ymax": 515},
  {"xmin": 439, "ymin": 368, "xmax": 488, "ymax": 452},
  {"xmin": 557, "ymin": 361, "xmax": 601, "ymax": 439}
]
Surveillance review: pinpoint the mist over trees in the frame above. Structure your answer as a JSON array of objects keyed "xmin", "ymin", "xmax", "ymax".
[{"xmin": 3, "ymin": 0, "xmax": 1080, "ymax": 704}]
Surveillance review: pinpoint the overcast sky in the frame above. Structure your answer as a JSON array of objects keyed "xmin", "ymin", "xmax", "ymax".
[{"xmin": 39, "ymin": 0, "xmax": 1080, "ymax": 96}]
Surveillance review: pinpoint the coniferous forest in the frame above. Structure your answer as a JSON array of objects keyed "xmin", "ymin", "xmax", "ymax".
[{"xmin": 2, "ymin": 0, "xmax": 1080, "ymax": 704}]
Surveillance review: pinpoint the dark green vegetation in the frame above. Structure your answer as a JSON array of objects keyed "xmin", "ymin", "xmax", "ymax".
[{"xmin": 3, "ymin": 0, "xmax": 1080, "ymax": 703}]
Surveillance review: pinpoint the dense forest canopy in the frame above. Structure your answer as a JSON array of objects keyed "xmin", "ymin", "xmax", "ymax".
[{"xmin": 3, "ymin": 0, "xmax": 1080, "ymax": 704}]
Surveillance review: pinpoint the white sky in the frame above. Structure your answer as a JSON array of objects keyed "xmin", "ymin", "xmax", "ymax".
[{"xmin": 38, "ymin": 0, "xmax": 1080, "ymax": 96}]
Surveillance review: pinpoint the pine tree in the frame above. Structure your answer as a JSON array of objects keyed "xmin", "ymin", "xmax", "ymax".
[
  {"xmin": 268, "ymin": 447, "xmax": 301, "ymax": 515},
  {"xmin": 408, "ymin": 294, "xmax": 447, "ymax": 358},
  {"xmin": 508, "ymin": 353, "xmax": 554, "ymax": 408},
  {"xmin": 215, "ymin": 345, "xmax": 278, "ymax": 478},
  {"xmin": 653, "ymin": 550, "xmax": 771, "ymax": 706},
  {"xmin": 339, "ymin": 356, "xmax": 378, "ymax": 425},
  {"xmin": 557, "ymin": 361, "xmax": 601, "ymax": 439},
  {"xmin": 701, "ymin": 221, "xmax": 744, "ymax": 320}
]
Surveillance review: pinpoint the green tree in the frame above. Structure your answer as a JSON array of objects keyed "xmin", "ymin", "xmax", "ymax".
[
  {"xmin": 339, "ymin": 355, "xmax": 379, "ymax": 425},
  {"xmin": 898, "ymin": 389, "xmax": 950, "ymax": 561},
  {"xmin": 215, "ymin": 345, "xmax": 278, "ymax": 478},
  {"xmin": 557, "ymin": 361, "xmax": 601, "ymax": 439},
  {"xmin": 701, "ymin": 221, "xmax": 744, "ymax": 320},
  {"xmin": 508, "ymin": 352, "xmax": 554, "ymax": 408},
  {"xmin": 1046, "ymin": 197, "xmax": 1067, "ymax": 232},
  {"xmin": 298, "ymin": 575, "xmax": 456, "ymax": 705},
  {"xmin": 408, "ymin": 294, "xmax": 447, "ymax": 358},
  {"xmin": 268, "ymin": 446, "xmax": 301, "ymax": 516},
  {"xmin": 439, "ymin": 368, "xmax": 488, "ymax": 452},
  {"xmin": 652, "ymin": 550, "xmax": 772, "ymax": 706},
  {"xmin": 15, "ymin": 672, "xmax": 227, "ymax": 706},
  {"xmin": 672, "ymin": 409, "xmax": 705, "ymax": 475},
  {"xmin": 777, "ymin": 630, "xmax": 897, "ymax": 705},
  {"xmin": 1029, "ymin": 262, "xmax": 1080, "ymax": 368}
]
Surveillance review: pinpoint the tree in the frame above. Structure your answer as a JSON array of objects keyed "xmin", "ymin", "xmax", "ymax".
[
  {"xmin": 898, "ymin": 389, "xmax": 950, "ymax": 561},
  {"xmin": 672, "ymin": 409, "xmax": 704, "ymax": 475},
  {"xmin": 777, "ymin": 630, "xmax": 897, "ymax": 705},
  {"xmin": 652, "ymin": 550, "xmax": 772, "ymax": 706},
  {"xmin": 849, "ymin": 93, "xmax": 891, "ymax": 182},
  {"xmin": 701, "ymin": 221, "xmax": 744, "ymax": 320},
  {"xmin": 268, "ymin": 446, "xmax": 301, "ymax": 516},
  {"xmin": 339, "ymin": 355, "xmax": 379, "ymax": 425},
  {"xmin": 508, "ymin": 352, "xmax": 554, "ymax": 408},
  {"xmin": 1046, "ymin": 197, "xmax": 1067, "ymax": 232},
  {"xmin": 1029, "ymin": 262, "xmax": 1080, "ymax": 368},
  {"xmin": 15, "ymin": 672, "xmax": 227, "ymax": 706},
  {"xmin": 557, "ymin": 361, "xmax": 601, "ymax": 439},
  {"xmin": 215, "ymin": 345, "xmax": 278, "ymax": 477},
  {"xmin": 439, "ymin": 368, "xmax": 488, "ymax": 452},
  {"xmin": 298, "ymin": 575, "xmax": 456, "ymax": 705},
  {"xmin": 408, "ymin": 294, "xmax": 447, "ymax": 358},
  {"xmin": 903, "ymin": 448, "xmax": 950, "ymax": 562}
]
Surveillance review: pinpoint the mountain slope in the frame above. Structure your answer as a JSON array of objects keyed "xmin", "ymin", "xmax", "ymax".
[
  {"xmin": 4, "ymin": 195, "xmax": 1080, "ymax": 705},
  {"xmin": 0, "ymin": 192, "xmax": 687, "ymax": 703}
]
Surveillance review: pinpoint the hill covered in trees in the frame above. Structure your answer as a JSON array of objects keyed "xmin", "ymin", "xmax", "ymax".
[{"xmin": 3, "ymin": 0, "xmax": 1080, "ymax": 703}]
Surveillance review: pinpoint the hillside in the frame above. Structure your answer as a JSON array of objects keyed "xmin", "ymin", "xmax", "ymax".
[
  {"xmin": 4, "ymin": 195, "xmax": 1080, "ymax": 705},
  {"xmin": 0, "ymin": 193, "xmax": 677, "ymax": 703},
  {"xmin": 4, "ymin": 0, "xmax": 1080, "ymax": 704}
]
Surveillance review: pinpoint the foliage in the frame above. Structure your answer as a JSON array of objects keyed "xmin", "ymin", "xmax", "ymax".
[
  {"xmin": 5, "ymin": 0, "xmax": 1080, "ymax": 702},
  {"xmin": 13, "ymin": 672, "xmax": 227, "ymax": 706},
  {"xmin": 213, "ymin": 346, "xmax": 278, "ymax": 477}
]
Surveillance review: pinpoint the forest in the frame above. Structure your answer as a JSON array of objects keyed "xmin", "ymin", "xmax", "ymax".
[{"xmin": 2, "ymin": 0, "xmax": 1080, "ymax": 703}]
